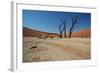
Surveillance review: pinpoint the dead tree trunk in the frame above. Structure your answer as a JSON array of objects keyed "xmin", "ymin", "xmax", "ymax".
[
  {"xmin": 64, "ymin": 23, "xmax": 67, "ymax": 38},
  {"xmin": 69, "ymin": 30, "xmax": 72, "ymax": 38},
  {"xmin": 69, "ymin": 16, "xmax": 78, "ymax": 38},
  {"xmin": 58, "ymin": 24, "xmax": 64, "ymax": 38},
  {"xmin": 60, "ymin": 18, "xmax": 67, "ymax": 38}
]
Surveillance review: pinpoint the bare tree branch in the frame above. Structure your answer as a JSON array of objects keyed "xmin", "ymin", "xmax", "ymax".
[{"xmin": 69, "ymin": 16, "xmax": 78, "ymax": 38}]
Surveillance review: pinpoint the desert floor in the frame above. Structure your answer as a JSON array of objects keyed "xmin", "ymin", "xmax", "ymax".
[{"xmin": 23, "ymin": 37, "xmax": 91, "ymax": 62}]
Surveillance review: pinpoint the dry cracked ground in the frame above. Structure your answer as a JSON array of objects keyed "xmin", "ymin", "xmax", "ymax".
[{"xmin": 23, "ymin": 37, "xmax": 91, "ymax": 62}]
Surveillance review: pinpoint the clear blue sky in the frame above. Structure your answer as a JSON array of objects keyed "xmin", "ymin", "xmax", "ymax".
[{"xmin": 23, "ymin": 10, "xmax": 91, "ymax": 33}]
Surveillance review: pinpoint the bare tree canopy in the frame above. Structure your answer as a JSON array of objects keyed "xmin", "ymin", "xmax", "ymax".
[{"xmin": 57, "ymin": 16, "xmax": 78, "ymax": 38}]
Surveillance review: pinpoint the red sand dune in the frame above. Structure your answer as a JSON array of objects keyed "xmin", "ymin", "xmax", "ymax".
[
  {"xmin": 23, "ymin": 27, "xmax": 48, "ymax": 37},
  {"xmin": 23, "ymin": 27, "xmax": 90, "ymax": 38},
  {"xmin": 23, "ymin": 27, "xmax": 59, "ymax": 37},
  {"xmin": 71, "ymin": 28, "xmax": 91, "ymax": 38}
]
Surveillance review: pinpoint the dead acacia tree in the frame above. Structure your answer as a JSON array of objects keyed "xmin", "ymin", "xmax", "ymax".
[
  {"xmin": 57, "ymin": 24, "xmax": 64, "ymax": 38},
  {"xmin": 60, "ymin": 18, "xmax": 67, "ymax": 38},
  {"xmin": 69, "ymin": 16, "xmax": 78, "ymax": 38}
]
